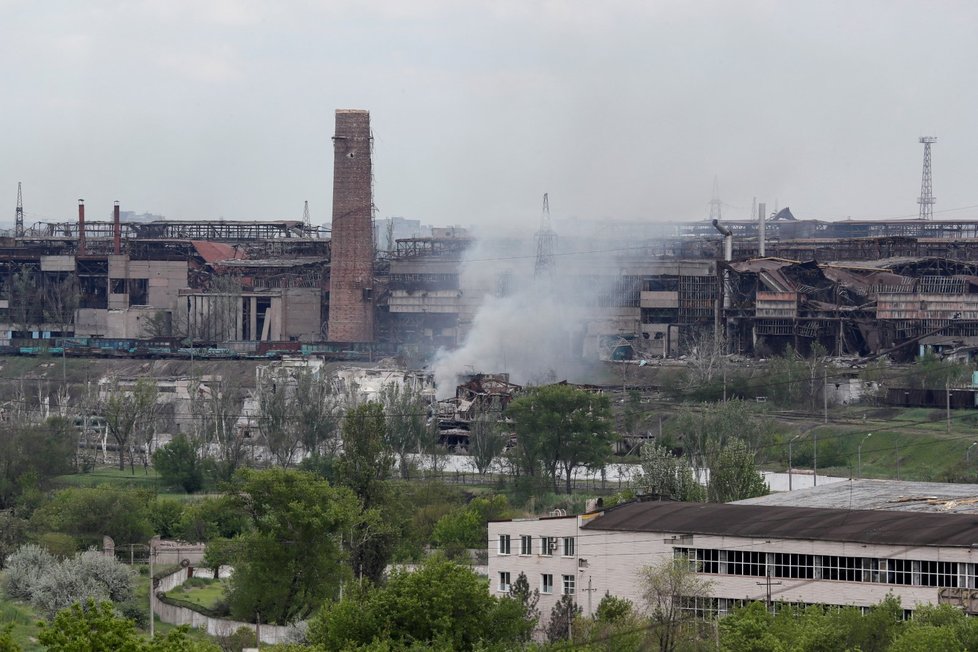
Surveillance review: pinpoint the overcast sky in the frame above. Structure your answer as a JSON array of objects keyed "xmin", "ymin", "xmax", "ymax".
[{"xmin": 2, "ymin": 0, "xmax": 977, "ymax": 229}]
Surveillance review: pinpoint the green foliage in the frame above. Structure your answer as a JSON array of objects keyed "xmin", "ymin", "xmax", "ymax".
[
  {"xmin": 37, "ymin": 599, "xmax": 220, "ymax": 652},
  {"xmin": 153, "ymin": 435, "xmax": 205, "ymax": 493},
  {"xmin": 224, "ymin": 468, "xmax": 357, "ymax": 624},
  {"xmin": 309, "ymin": 556, "xmax": 533, "ymax": 651},
  {"xmin": 913, "ymin": 351, "xmax": 972, "ymax": 391},
  {"xmin": 148, "ymin": 499, "xmax": 186, "ymax": 539},
  {"xmin": 0, "ymin": 417, "xmax": 76, "ymax": 510},
  {"xmin": 389, "ymin": 481, "xmax": 466, "ymax": 562},
  {"xmin": 707, "ymin": 438, "xmax": 768, "ymax": 503},
  {"xmin": 30, "ymin": 485, "xmax": 154, "ymax": 547},
  {"xmin": 335, "ymin": 403, "xmax": 400, "ymax": 584},
  {"xmin": 545, "ymin": 594, "xmax": 581, "ymax": 644},
  {"xmin": 381, "ymin": 382, "xmax": 429, "ymax": 480},
  {"xmin": 431, "ymin": 495, "xmax": 513, "ymax": 551},
  {"xmin": 38, "ymin": 600, "xmax": 143, "ymax": 652},
  {"xmin": 595, "ymin": 593, "xmax": 633, "ymax": 624},
  {"xmin": 507, "ymin": 384, "xmax": 615, "ymax": 493},
  {"xmin": 176, "ymin": 496, "xmax": 250, "ymax": 543},
  {"xmin": 0, "ymin": 512, "xmax": 29, "ymax": 569},
  {"xmin": 468, "ymin": 411, "xmax": 508, "ymax": 476},
  {"xmin": 256, "ymin": 367, "xmax": 341, "ymax": 468},
  {"xmin": 508, "ymin": 571, "xmax": 539, "ymax": 641},
  {"xmin": 24, "ymin": 548, "xmax": 136, "ymax": 620},
  {"xmin": 718, "ymin": 595, "xmax": 978, "ymax": 652},
  {"xmin": 102, "ymin": 377, "xmax": 159, "ymax": 472},
  {"xmin": 0, "ymin": 623, "xmax": 21, "ymax": 652},
  {"xmin": 217, "ymin": 626, "xmax": 258, "ymax": 652},
  {"xmin": 634, "ymin": 442, "xmax": 705, "ymax": 502}
]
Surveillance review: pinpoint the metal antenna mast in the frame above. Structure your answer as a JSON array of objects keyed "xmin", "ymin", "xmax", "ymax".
[
  {"xmin": 918, "ymin": 137, "xmax": 937, "ymax": 220},
  {"xmin": 15, "ymin": 182, "xmax": 23, "ymax": 237},
  {"xmin": 708, "ymin": 176, "xmax": 722, "ymax": 221},
  {"xmin": 534, "ymin": 193, "xmax": 557, "ymax": 280},
  {"xmin": 302, "ymin": 200, "xmax": 310, "ymax": 226}
]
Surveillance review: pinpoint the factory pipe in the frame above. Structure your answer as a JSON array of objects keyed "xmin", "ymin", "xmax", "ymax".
[
  {"xmin": 113, "ymin": 201, "xmax": 121, "ymax": 255},
  {"xmin": 712, "ymin": 218, "xmax": 732, "ymax": 261},
  {"xmin": 77, "ymin": 199, "xmax": 86, "ymax": 256},
  {"xmin": 758, "ymin": 201, "xmax": 766, "ymax": 257}
]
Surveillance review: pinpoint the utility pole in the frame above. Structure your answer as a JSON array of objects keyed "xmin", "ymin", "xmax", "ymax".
[
  {"xmin": 858, "ymin": 433, "xmax": 872, "ymax": 479},
  {"xmin": 148, "ymin": 545, "xmax": 155, "ymax": 639},
  {"xmin": 14, "ymin": 182, "xmax": 23, "ymax": 237},
  {"xmin": 946, "ymin": 379, "xmax": 952, "ymax": 433},
  {"xmin": 823, "ymin": 367, "xmax": 828, "ymax": 424},
  {"xmin": 813, "ymin": 429, "xmax": 818, "ymax": 487},
  {"xmin": 756, "ymin": 566, "xmax": 781, "ymax": 613},
  {"xmin": 918, "ymin": 137, "xmax": 937, "ymax": 220},
  {"xmin": 788, "ymin": 433, "xmax": 801, "ymax": 491}
]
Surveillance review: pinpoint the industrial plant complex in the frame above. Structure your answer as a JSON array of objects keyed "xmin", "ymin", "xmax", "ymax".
[{"xmin": 0, "ymin": 114, "xmax": 973, "ymax": 372}]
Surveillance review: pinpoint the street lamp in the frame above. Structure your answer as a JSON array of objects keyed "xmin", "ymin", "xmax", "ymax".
[
  {"xmin": 967, "ymin": 442, "xmax": 978, "ymax": 462},
  {"xmin": 788, "ymin": 433, "xmax": 802, "ymax": 491},
  {"xmin": 857, "ymin": 433, "xmax": 872, "ymax": 479}
]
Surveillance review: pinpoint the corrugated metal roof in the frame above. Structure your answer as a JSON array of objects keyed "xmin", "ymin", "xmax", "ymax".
[
  {"xmin": 736, "ymin": 479, "xmax": 978, "ymax": 515},
  {"xmin": 190, "ymin": 240, "xmax": 246, "ymax": 263},
  {"xmin": 581, "ymin": 500, "xmax": 978, "ymax": 547}
]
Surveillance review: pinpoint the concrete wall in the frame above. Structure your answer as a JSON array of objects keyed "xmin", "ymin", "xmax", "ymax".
[{"xmin": 154, "ymin": 567, "xmax": 297, "ymax": 644}]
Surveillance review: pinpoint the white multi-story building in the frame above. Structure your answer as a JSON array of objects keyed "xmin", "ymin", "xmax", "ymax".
[{"xmin": 488, "ymin": 499, "xmax": 978, "ymax": 621}]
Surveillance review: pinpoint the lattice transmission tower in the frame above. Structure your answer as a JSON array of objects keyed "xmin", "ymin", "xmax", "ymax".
[
  {"xmin": 302, "ymin": 200, "xmax": 310, "ymax": 226},
  {"xmin": 15, "ymin": 182, "xmax": 23, "ymax": 237},
  {"xmin": 708, "ymin": 176, "xmax": 722, "ymax": 221},
  {"xmin": 918, "ymin": 136, "xmax": 937, "ymax": 220},
  {"xmin": 534, "ymin": 193, "xmax": 557, "ymax": 280}
]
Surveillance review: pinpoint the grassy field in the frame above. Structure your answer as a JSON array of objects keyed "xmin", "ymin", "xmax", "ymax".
[{"xmin": 164, "ymin": 578, "xmax": 227, "ymax": 611}]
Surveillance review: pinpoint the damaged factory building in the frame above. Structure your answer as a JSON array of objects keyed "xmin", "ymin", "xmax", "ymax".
[{"xmin": 3, "ymin": 109, "xmax": 978, "ymax": 365}]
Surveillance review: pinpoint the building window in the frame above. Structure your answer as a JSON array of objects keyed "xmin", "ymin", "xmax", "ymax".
[
  {"xmin": 563, "ymin": 537, "xmax": 576, "ymax": 557},
  {"xmin": 919, "ymin": 561, "xmax": 958, "ymax": 587},
  {"xmin": 542, "ymin": 574, "xmax": 553, "ymax": 594},
  {"xmin": 728, "ymin": 550, "xmax": 767, "ymax": 577},
  {"xmin": 520, "ymin": 535, "xmax": 533, "ymax": 556},
  {"xmin": 498, "ymin": 572, "xmax": 511, "ymax": 592},
  {"xmin": 540, "ymin": 536, "xmax": 553, "ymax": 556},
  {"xmin": 888, "ymin": 559, "xmax": 913, "ymax": 586},
  {"xmin": 498, "ymin": 535, "xmax": 511, "ymax": 555},
  {"xmin": 562, "ymin": 574, "xmax": 575, "ymax": 595},
  {"xmin": 773, "ymin": 553, "xmax": 815, "ymax": 579}
]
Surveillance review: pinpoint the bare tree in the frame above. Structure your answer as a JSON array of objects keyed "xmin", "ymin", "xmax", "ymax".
[
  {"xmin": 682, "ymin": 327, "xmax": 727, "ymax": 387},
  {"xmin": 43, "ymin": 275, "xmax": 80, "ymax": 337},
  {"xmin": 101, "ymin": 378, "xmax": 159, "ymax": 473},
  {"xmin": 189, "ymin": 376, "xmax": 246, "ymax": 480},
  {"xmin": 9, "ymin": 265, "xmax": 38, "ymax": 336},
  {"xmin": 256, "ymin": 366, "xmax": 341, "ymax": 467},
  {"xmin": 380, "ymin": 381, "xmax": 429, "ymax": 479},
  {"xmin": 640, "ymin": 555, "xmax": 714, "ymax": 652}
]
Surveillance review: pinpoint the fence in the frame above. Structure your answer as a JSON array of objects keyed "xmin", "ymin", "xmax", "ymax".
[
  {"xmin": 426, "ymin": 470, "xmax": 636, "ymax": 494},
  {"xmin": 153, "ymin": 566, "xmax": 299, "ymax": 645}
]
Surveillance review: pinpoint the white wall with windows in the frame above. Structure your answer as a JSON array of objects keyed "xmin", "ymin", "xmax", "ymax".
[{"xmin": 489, "ymin": 505, "xmax": 978, "ymax": 623}]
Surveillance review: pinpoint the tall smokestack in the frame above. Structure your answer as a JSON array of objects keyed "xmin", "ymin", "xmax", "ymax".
[
  {"xmin": 327, "ymin": 109, "xmax": 375, "ymax": 343},
  {"xmin": 77, "ymin": 199, "xmax": 86, "ymax": 256},
  {"xmin": 758, "ymin": 202, "xmax": 766, "ymax": 257},
  {"xmin": 113, "ymin": 201, "xmax": 121, "ymax": 255}
]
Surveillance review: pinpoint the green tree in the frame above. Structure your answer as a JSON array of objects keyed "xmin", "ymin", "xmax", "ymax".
[
  {"xmin": 153, "ymin": 435, "xmax": 205, "ymax": 493},
  {"xmin": 309, "ymin": 556, "xmax": 533, "ymax": 651},
  {"xmin": 707, "ymin": 438, "xmax": 768, "ymax": 503},
  {"xmin": 546, "ymin": 594, "xmax": 581, "ymax": 644},
  {"xmin": 507, "ymin": 384, "xmax": 614, "ymax": 493},
  {"xmin": 468, "ymin": 411, "xmax": 508, "ymax": 476},
  {"xmin": 188, "ymin": 377, "xmax": 245, "ymax": 482},
  {"xmin": 38, "ymin": 600, "xmax": 144, "ymax": 652},
  {"xmin": 508, "ymin": 572, "xmax": 540, "ymax": 642},
  {"xmin": 224, "ymin": 469, "xmax": 357, "ymax": 624},
  {"xmin": 30, "ymin": 485, "xmax": 154, "ymax": 547},
  {"xmin": 641, "ymin": 554, "xmax": 714, "ymax": 652},
  {"xmin": 335, "ymin": 403, "xmax": 399, "ymax": 583},
  {"xmin": 575, "ymin": 594, "xmax": 648, "ymax": 652},
  {"xmin": 0, "ymin": 417, "xmax": 76, "ymax": 510},
  {"xmin": 37, "ymin": 599, "xmax": 219, "ymax": 652},
  {"xmin": 634, "ymin": 442, "xmax": 705, "ymax": 501}
]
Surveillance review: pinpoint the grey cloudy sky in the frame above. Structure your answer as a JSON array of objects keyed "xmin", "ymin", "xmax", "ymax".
[{"xmin": 2, "ymin": 0, "xmax": 977, "ymax": 228}]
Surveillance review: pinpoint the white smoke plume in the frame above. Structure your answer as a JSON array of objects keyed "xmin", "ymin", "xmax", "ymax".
[{"xmin": 430, "ymin": 229, "xmax": 620, "ymax": 397}]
